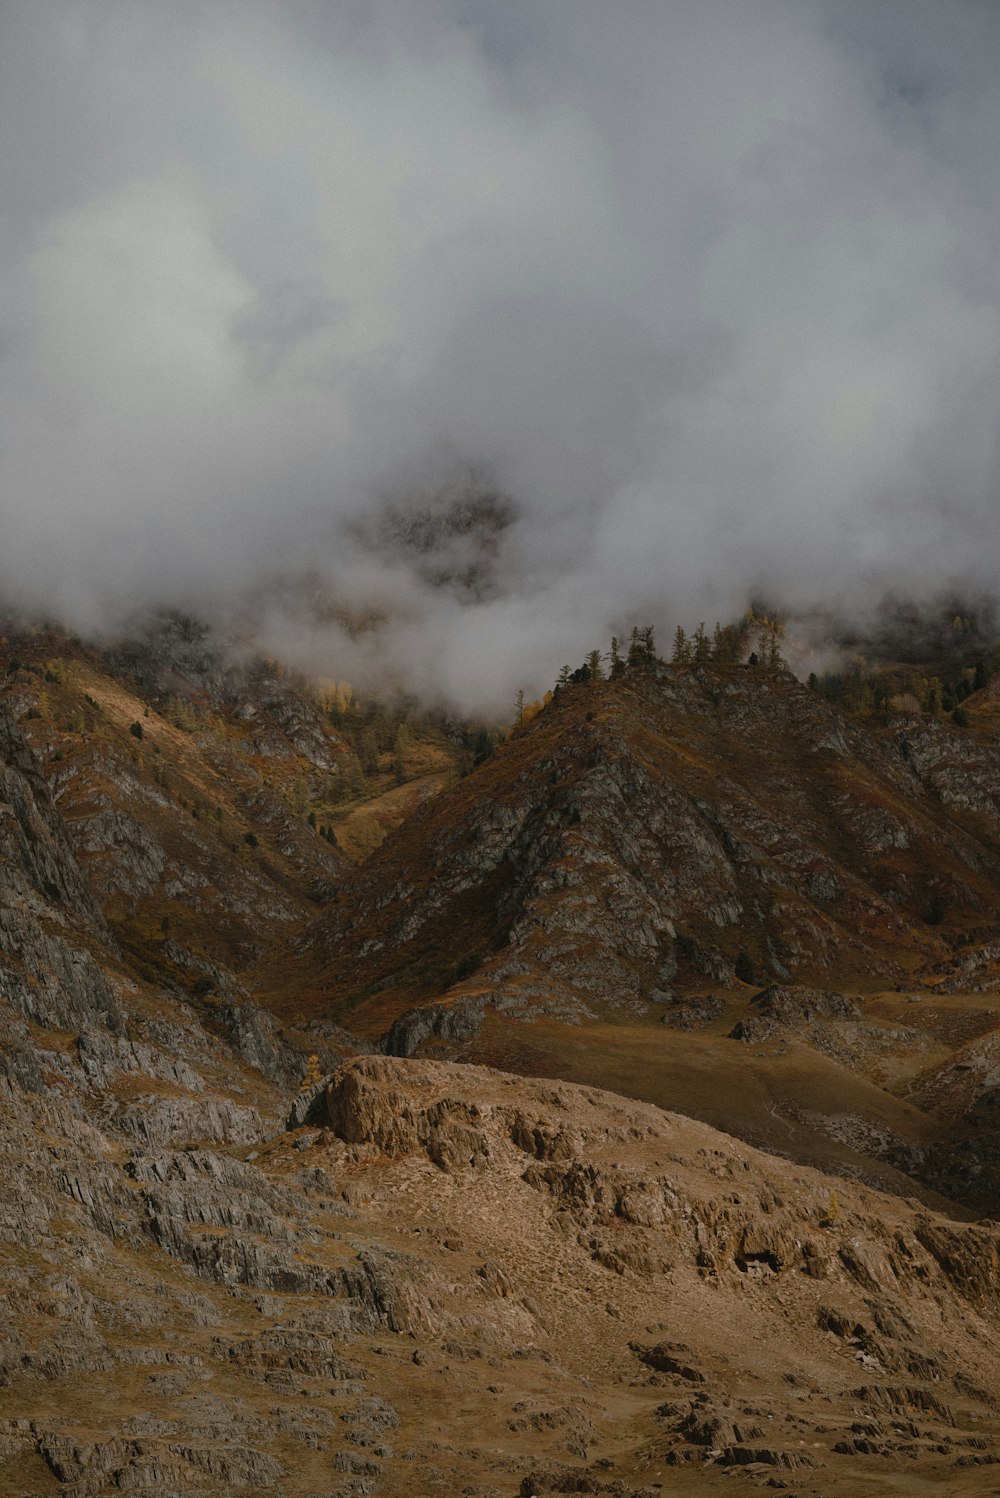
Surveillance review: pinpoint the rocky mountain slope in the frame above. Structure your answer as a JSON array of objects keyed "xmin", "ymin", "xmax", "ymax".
[
  {"xmin": 5, "ymin": 624, "xmax": 1000, "ymax": 1494},
  {"xmin": 4, "ymin": 927, "xmax": 1000, "ymax": 1498},
  {"xmin": 274, "ymin": 663, "xmax": 1000, "ymax": 1027},
  {"xmin": 1, "ymin": 618, "xmax": 464, "ymax": 1004},
  {"xmin": 249, "ymin": 661, "xmax": 1000, "ymax": 1215}
]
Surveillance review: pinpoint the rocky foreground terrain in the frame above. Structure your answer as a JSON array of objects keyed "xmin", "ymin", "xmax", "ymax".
[{"xmin": 3, "ymin": 621, "xmax": 1000, "ymax": 1493}]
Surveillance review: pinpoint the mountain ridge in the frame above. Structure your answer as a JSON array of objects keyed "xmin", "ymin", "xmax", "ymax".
[
  {"xmin": 262, "ymin": 661, "xmax": 1000, "ymax": 1031},
  {"xmin": 5, "ymin": 617, "xmax": 1000, "ymax": 1493}
]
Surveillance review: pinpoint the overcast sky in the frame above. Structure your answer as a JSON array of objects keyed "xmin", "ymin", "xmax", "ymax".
[{"xmin": 2, "ymin": 1, "xmax": 999, "ymax": 707}]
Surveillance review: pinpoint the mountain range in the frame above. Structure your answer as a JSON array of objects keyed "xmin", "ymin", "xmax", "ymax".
[{"xmin": 2, "ymin": 614, "xmax": 1000, "ymax": 1495}]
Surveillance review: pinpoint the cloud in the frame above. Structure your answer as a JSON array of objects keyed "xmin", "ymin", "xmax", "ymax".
[{"xmin": 2, "ymin": 0, "xmax": 999, "ymax": 709}]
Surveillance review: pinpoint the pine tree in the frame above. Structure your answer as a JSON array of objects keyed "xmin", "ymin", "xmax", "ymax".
[
  {"xmin": 587, "ymin": 649, "xmax": 604, "ymax": 681},
  {"xmin": 672, "ymin": 626, "xmax": 691, "ymax": 664},
  {"xmin": 711, "ymin": 622, "xmax": 740, "ymax": 664},
  {"xmin": 761, "ymin": 627, "xmax": 785, "ymax": 670}
]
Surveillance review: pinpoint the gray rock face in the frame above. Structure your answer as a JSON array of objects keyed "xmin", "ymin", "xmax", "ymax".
[
  {"xmin": 218, "ymin": 1001, "xmax": 303, "ymax": 1087},
  {"xmin": 0, "ymin": 701, "xmax": 108, "ymax": 932},
  {"xmin": 660, "ymin": 992, "xmax": 725, "ymax": 1031},
  {"xmin": 0, "ymin": 751, "xmax": 426, "ymax": 1498},
  {"xmin": 75, "ymin": 1027, "xmax": 205, "ymax": 1091},
  {"xmin": 115, "ymin": 1094, "xmax": 266, "ymax": 1147},
  {"xmin": 299, "ymin": 668, "xmax": 1000, "ymax": 1032},
  {"xmin": 0, "ymin": 704, "xmax": 128, "ymax": 1043},
  {"xmin": 730, "ymin": 984, "xmax": 860, "ymax": 1043},
  {"xmin": 897, "ymin": 717, "xmax": 1000, "ymax": 830},
  {"xmin": 0, "ymin": 906, "xmax": 126, "ymax": 1036},
  {"xmin": 381, "ymin": 993, "xmax": 491, "ymax": 1058},
  {"xmin": 73, "ymin": 797, "xmax": 167, "ymax": 897},
  {"xmin": 36, "ymin": 1429, "xmax": 286, "ymax": 1495},
  {"xmin": 0, "ymin": 1007, "xmax": 43, "ymax": 1091}
]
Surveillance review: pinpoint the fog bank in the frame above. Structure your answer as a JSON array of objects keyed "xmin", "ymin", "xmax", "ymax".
[{"xmin": 3, "ymin": 1, "xmax": 999, "ymax": 708}]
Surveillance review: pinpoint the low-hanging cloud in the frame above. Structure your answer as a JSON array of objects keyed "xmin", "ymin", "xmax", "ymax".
[{"xmin": 2, "ymin": 0, "xmax": 999, "ymax": 709}]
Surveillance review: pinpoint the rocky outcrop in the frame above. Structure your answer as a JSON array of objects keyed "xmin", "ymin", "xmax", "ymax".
[
  {"xmin": 0, "ymin": 701, "xmax": 108, "ymax": 932},
  {"xmin": 0, "ymin": 703, "xmax": 129, "ymax": 1047},
  {"xmin": 217, "ymin": 1001, "xmax": 303, "ymax": 1087},
  {"xmin": 323, "ymin": 1057, "xmax": 994, "ymax": 1304},
  {"xmin": 4, "ymin": 993, "xmax": 1000, "ymax": 1498},
  {"xmin": 659, "ymin": 991, "xmax": 725, "ymax": 1030},
  {"xmin": 0, "ymin": 906, "xmax": 126, "ymax": 1037},
  {"xmin": 314, "ymin": 1056, "xmax": 1000, "ymax": 1486},
  {"xmin": 730, "ymin": 983, "xmax": 860, "ymax": 1042},
  {"xmin": 381, "ymin": 992, "xmax": 493, "ymax": 1057},
  {"xmin": 897, "ymin": 716, "xmax": 1000, "ymax": 832}
]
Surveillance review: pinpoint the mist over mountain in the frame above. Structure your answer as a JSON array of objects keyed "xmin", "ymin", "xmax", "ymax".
[{"xmin": 3, "ymin": 1, "xmax": 1000, "ymax": 709}]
